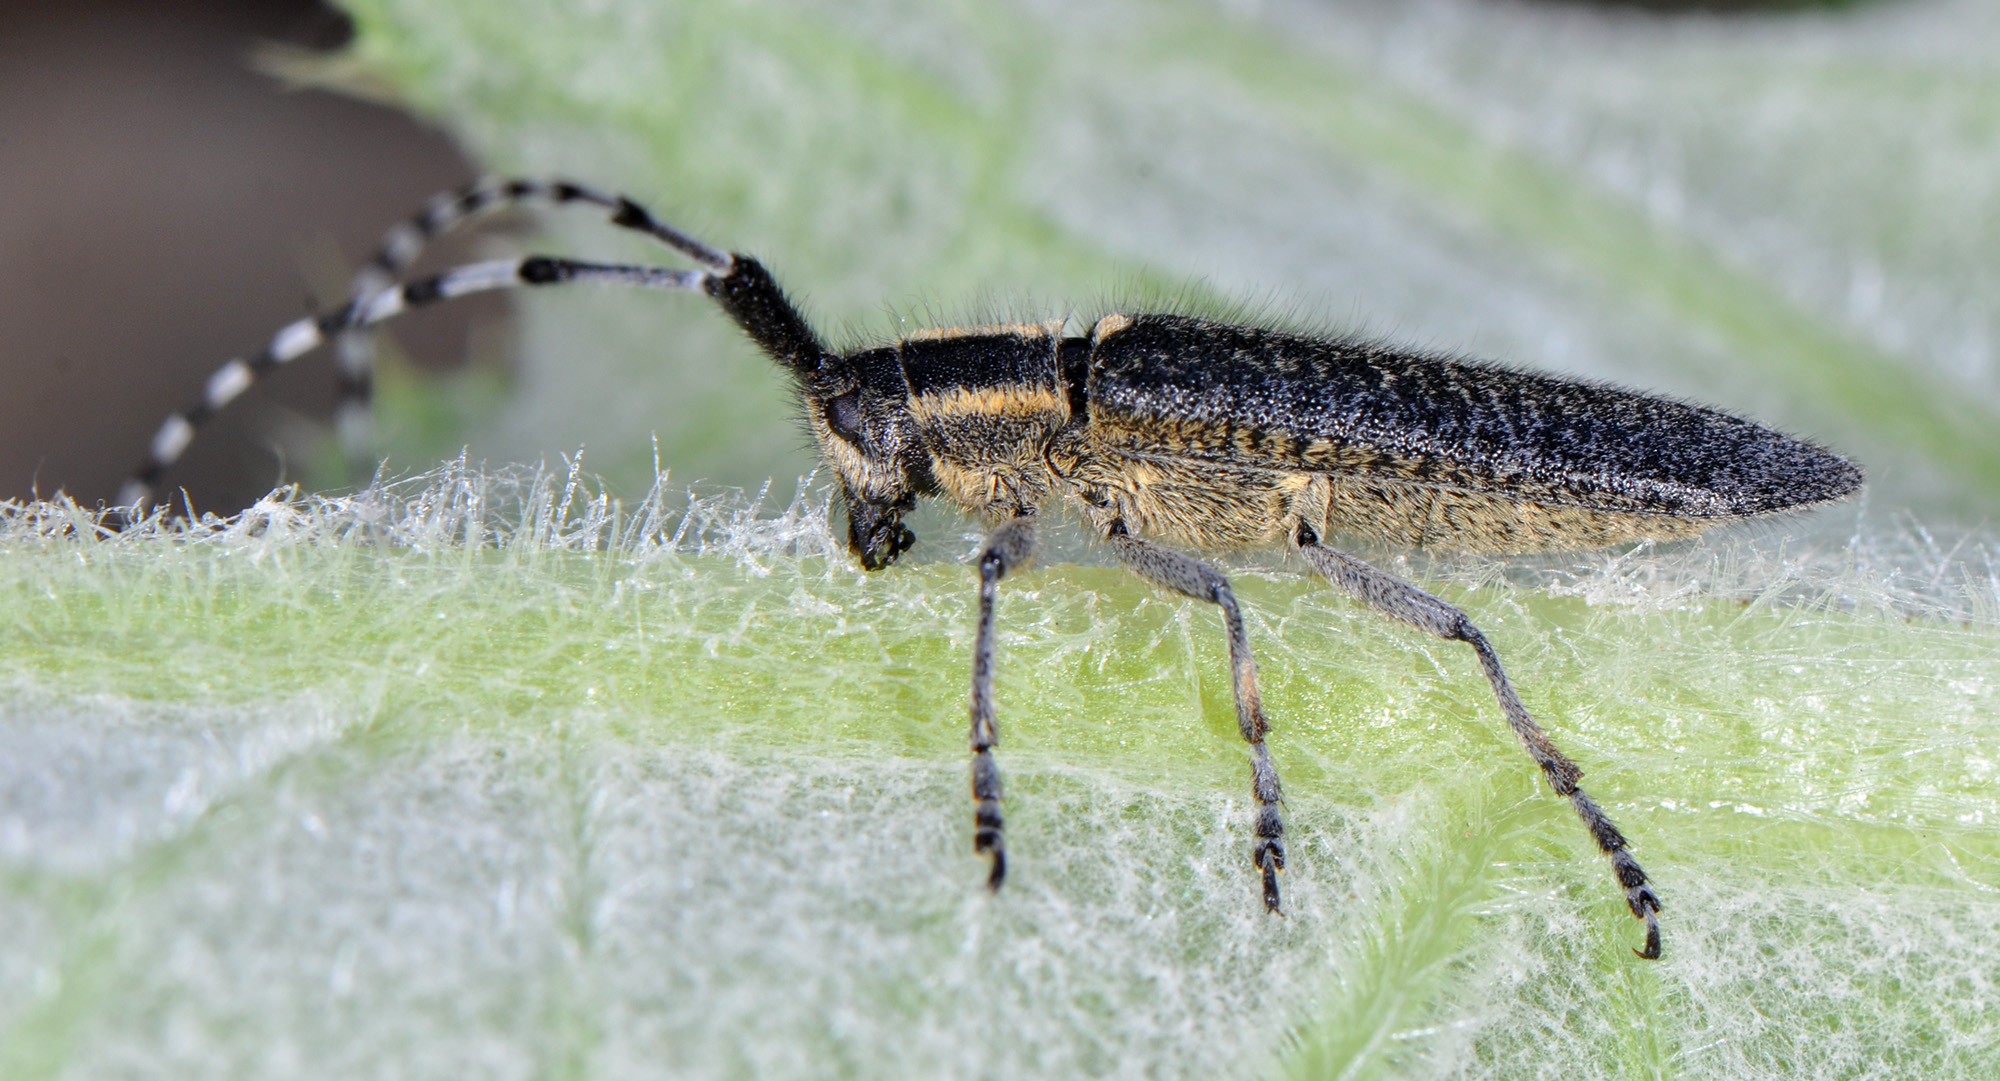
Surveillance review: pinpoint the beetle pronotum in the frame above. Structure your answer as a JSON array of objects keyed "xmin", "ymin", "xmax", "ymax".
[{"xmin": 120, "ymin": 179, "xmax": 1865, "ymax": 960}]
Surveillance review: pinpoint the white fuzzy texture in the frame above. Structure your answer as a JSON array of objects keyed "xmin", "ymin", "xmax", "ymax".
[{"xmin": 1, "ymin": 465, "xmax": 1997, "ymax": 1079}]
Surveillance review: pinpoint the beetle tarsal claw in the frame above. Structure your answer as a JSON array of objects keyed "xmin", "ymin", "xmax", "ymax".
[
  {"xmin": 1258, "ymin": 848, "xmax": 1284, "ymax": 915},
  {"xmin": 1635, "ymin": 910, "xmax": 1663, "ymax": 961}
]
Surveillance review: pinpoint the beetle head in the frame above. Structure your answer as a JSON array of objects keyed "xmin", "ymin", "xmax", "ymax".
[
  {"xmin": 803, "ymin": 355, "xmax": 926, "ymax": 571},
  {"xmin": 843, "ymin": 485, "xmax": 916, "ymax": 571}
]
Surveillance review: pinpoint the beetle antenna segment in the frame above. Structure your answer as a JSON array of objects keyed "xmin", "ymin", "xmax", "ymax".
[
  {"xmin": 702, "ymin": 256, "xmax": 831, "ymax": 382},
  {"xmin": 334, "ymin": 179, "xmax": 735, "ymax": 470},
  {"xmin": 969, "ymin": 515, "xmax": 1037, "ymax": 891},
  {"xmin": 1292, "ymin": 525, "xmax": 1663, "ymax": 958},
  {"xmin": 1107, "ymin": 521, "xmax": 1288, "ymax": 914},
  {"xmin": 115, "ymin": 254, "xmax": 711, "ymax": 512}
]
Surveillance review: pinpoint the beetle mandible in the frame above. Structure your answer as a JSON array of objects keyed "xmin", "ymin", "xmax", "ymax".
[{"xmin": 120, "ymin": 179, "xmax": 1867, "ymax": 960}]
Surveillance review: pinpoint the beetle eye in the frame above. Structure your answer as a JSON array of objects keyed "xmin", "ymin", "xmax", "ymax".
[{"xmin": 825, "ymin": 392, "xmax": 864, "ymax": 443}]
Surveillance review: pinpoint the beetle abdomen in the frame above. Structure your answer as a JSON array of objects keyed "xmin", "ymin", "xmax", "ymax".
[{"xmin": 1085, "ymin": 314, "xmax": 1861, "ymax": 550}]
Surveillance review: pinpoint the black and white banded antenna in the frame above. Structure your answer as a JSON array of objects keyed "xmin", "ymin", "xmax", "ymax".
[{"xmin": 116, "ymin": 180, "xmax": 735, "ymax": 513}]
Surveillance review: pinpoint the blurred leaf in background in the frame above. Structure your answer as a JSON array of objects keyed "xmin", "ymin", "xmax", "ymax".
[{"xmin": 341, "ymin": 0, "xmax": 2000, "ymax": 523}]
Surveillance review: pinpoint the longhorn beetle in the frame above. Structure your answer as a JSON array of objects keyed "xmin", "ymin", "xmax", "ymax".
[{"xmin": 120, "ymin": 179, "xmax": 1866, "ymax": 960}]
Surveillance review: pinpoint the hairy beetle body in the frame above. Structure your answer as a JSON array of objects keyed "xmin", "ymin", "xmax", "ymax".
[
  {"xmin": 830, "ymin": 312, "xmax": 1861, "ymax": 555},
  {"xmin": 120, "ymin": 178, "xmax": 1867, "ymax": 961}
]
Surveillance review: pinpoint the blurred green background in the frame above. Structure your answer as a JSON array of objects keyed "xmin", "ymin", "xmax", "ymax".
[
  {"xmin": 337, "ymin": 0, "xmax": 2000, "ymax": 527},
  {"xmin": 3, "ymin": 1, "xmax": 1999, "ymax": 1078}
]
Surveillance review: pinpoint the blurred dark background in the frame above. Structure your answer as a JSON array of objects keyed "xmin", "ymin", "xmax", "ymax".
[{"xmin": 0, "ymin": 0, "xmax": 490, "ymax": 512}]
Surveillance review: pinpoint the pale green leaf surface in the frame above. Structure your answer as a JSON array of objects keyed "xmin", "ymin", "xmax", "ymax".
[
  {"xmin": 2, "ymin": 471, "xmax": 1996, "ymax": 1079},
  {"xmin": 7, "ymin": 1, "xmax": 2000, "ymax": 1079}
]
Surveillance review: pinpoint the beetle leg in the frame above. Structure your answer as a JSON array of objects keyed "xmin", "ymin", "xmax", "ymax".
[
  {"xmin": 1104, "ymin": 521, "xmax": 1287, "ymax": 914},
  {"xmin": 1292, "ymin": 523, "xmax": 1662, "ymax": 960},
  {"xmin": 968, "ymin": 514, "xmax": 1037, "ymax": 891}
]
